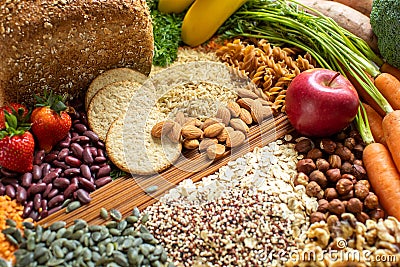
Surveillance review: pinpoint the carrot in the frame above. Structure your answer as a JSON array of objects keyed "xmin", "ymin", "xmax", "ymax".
[
  {"xmin": 374, "ymin": 73, "xmax": 400, "ymax": 110},
  {"xmin": 362, "ymin": 103, "xmax": 386, "ymax": 145},
  {"xmin": 380, "ymin": 62, "xmax": 400, "ymax": 82},
  {"xmin": 363, "ymin": 143, "xmax": 400, "ymax": 221},
  {"xmin": 330, "ymin": 0, "xmax": 372, "ymax": 17},
  {"xmin": 295, "ymin": 0, "xmax": 378, "ymax": 52},
  {"xmin": 382, "ymin": 110, "xmax": 400, "ymax": 173}
]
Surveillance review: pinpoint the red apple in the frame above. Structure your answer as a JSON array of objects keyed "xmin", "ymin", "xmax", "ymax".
[{"xmin": 285, "ymin": 68, "xmax": 359, "ymax": 137}]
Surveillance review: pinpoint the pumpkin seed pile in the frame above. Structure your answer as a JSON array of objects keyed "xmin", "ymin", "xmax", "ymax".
[{"xmin": 4, "ymin": 208, "xmax": 174, "ymax": 267}]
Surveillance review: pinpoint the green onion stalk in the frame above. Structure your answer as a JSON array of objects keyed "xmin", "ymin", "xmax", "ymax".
[{"xmin": 219, "ymin": 0, "xmax": 392, "ymax": 144}]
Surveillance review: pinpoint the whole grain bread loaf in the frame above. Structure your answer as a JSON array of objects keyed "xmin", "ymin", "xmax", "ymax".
[{"xmin": 0, "ymin": 0, "xmax": 154, "ymax": 105}]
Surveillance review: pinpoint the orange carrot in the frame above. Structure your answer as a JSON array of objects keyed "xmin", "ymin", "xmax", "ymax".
[
  {"xmin": 363, "ymin": 143, "xmax": 400, "ymax": 221},
  {"xmin": 380, "ymin": 62, "xmax": 400, "ymax": 82},
  {"xmin": 382, "ymin": 110, "xmax": 400, "ymax": 173},
  {"xmin": 362, "ymin": 103, "xmax": 386, "ymax": 145},
  {"xmin": 375, "ymin": 73, "xmax": 400, "ymax": 110}
]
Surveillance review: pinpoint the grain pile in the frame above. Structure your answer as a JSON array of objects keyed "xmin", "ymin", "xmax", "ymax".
[{"xmin": 144, "ymin": 138, "xmax": 319, "ymax": 266}]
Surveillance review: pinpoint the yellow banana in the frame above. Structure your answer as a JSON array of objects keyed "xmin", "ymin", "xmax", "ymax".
[
  {"xmin": 158, "ymin": 0, "xmax": 195, "ymax": 14},
  {"xmin": 181, "ymin": 0, "xmax": 248, "ymax": 47}
]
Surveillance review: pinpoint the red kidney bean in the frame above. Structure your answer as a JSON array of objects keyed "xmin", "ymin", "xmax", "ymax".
[
  {"xmin": 97, "ymin": 149, "xmax": 105, "ymax": 158},
  {"xmin": 95, "ymin": 176, "xmax": 112, "ymax": 188},
  {"xmin": 53, "ymin": 160, "xmax": 70, "ymax": 169},
  {"xmin": 23, "ymin": 201, "xmax": 33, "ymax": 218},
  {"xmin": 97, "ymin": 165, "xmax": 111, "ymax": 178},
  {"xmin": 5, "ymin": 185, "xmax": 16, "ymax": 198},
  {"xmin": 48, "ymin": 195, "xmax": 64, "ymax": 208},
  {"xmin": 83, "ymin": 147, "xmax": 94, "ymax": 165},
  {"xmin": 57, "ymin": 148, "xmax": 70, "ymax": 161},
  {"xmin": 53, "ymin": 178, "xmax": 70, "ymax": 189},
  {"xmin": 94, "ymin": 156, "xmax": 106, "ymax": 164},
  {"xmin": 64, "ymin": 168, "xmax": 81, "ymax": 177},
  {"xmin": 74, "ymin": 123, "xmax": 87, "ymax": 133},
  {"xmin": 41, "ymin": 163, "xmax": 51, "ymax": 177},
  {"xmin": 80, "ymin": 164, "xmax": 91, "ymax": 179},
  {"xmin": 0, "ymin": 183, "xmax": 5, "ymax": 195},
  {"xmin": 71, "ymin": 132, "xmax": 79, "ymax": 138},
  {"xmin": 44, "ymin": 153, "xmax": 57, "ymax": 163},
  {"xmin": 33, "ymin": 150, "xmax": 46, "ymax": 165},
  {"xmin": 21, "ymin": 172, "xmax": 33, "ymax": 187},
  {"xmin": 16, "ymin": 186, "xmax": 27, "ymax": 203},
  {"xmin": 71, "ymin": 135, "xmax": 90, "ymax": 144},
  {"xmin": 58, "ymin": 135, "xmax": 71, "ymax": 148},
  {"xmin": 43, "ymin": 171, "xmax": 58, "ymax": 184},
  {"xmin": 90, "ymin": 165, "xmax": 100, "ymax": 174},
  {"xmin": 70, "ymin": 143, "xmax": 84, "ymax": 159},
  {"xmin": 96, "ymin": 140, "xmax": 105, "ymax": 149},
  {"xmin": 84, "ymin": 130, "xmax": 99, "ymax": 142},
  {"xmin": 47, "ymin": 189, "xmax": 59, "ymax": 200},
  {"xmin": 76, "ymin": 189, "xmax": 91, "ymax": 204},
  {"xmin": 89, "ymin": 147, "xmax": 98, "ymax": 157},
  {"xmin": 40, "ymin": 210, "xmax": 48, "ymax": 219},
  {"xmin": 65, "ymin": 156, "xmax": 82, "ymax": 167},
  {"xmin": 34, "ymin": 194, "xmax": 42, "ymax": 211},
  {"xmin": 79, "ymin": 112, "xmax": 88, "ymax": 125},
  {"xmin": 32, "ymin": 165, "xmax": 42, "ymax": 181},
  {"xmin": 43, "ymin": 183, "xmax": 53, "ymax": 198},
  {"xmin": 41, "ymin": 199, "xmax": 48, "ymax": 211},
  {"xmin": 71, "ymin": 177, "xmax": 79, "ymax": 185},
  {"xmin": 29, "ymin": 210, "xmax": 39, "ymax": 221},
  {"xmin": 0, "ymin": 168, "xmax": 18, "ymax": 177},
  {"xmin": 64, "ymin": 183, "xmax": 78, "ymax": 198},
  {"xmin": 1, "ymin": 177, "xmax": 18, "ymax": 186},
  {"xmin": 48, "ymin": 205, "xmax": 62, "ymax": 215},
  {"xmin": 28, "ymin": 183, "xmax": 47, "ymax": 196},
  {"xmin": 78, "ymin": 177, "xmax": 96, "ymax": 192}
]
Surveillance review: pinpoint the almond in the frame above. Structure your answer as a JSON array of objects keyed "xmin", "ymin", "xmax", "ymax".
[
  {"xmin": 227, "ymin": 101, "xmax": 241, "ymax": 117},
  {"xmin": 253, "ymin": 87, "xmax": 270, "ymax": 101},
  {"xmin": 239, "ymin": 108, "xmax": 253, "ymax": 125},
  {"xmin": 237, "ymin": 98, "xmax": 254, "ymax": 111},
  {"xmin": 225, "ymin": 126, "xmax": 235, "ymax": 134},
  {"xmin": 257, "ymin": 98, "xmax": 273, "ymax": 106},
  {"xmin": 199, "ymin": 138, "xmax": 218, "ymax": 152},
  {"xmin": 167, "ymin": 122, "xmax": 182, "ymax": 143},
  {"xmin": 229, "ymin": 118, "xmax": 249, "ymax": 134},
  {"xmin": 206, "ymin": 143, "xmax": 225, "ymax": 160},
  {"xmin": 216, "ymin": 106, "xmax": 231, "ymax": 126},
  {"xmin": 151, "ymin": 120, "xmax": 174, "ymax": 138},
  {"xmin": 203, "ymin": 123, "xmax": 225, "ymax": 138},
  {"xmin": 251, "ymin": 100, "xmax": 265, "ymax": 124},
  {"xmin": 183, "ymin": 139, "xmax": 200, "ymax": 150},
  {"xmin": 183, "ymin": 118, "xmax": 197, "ymax": 127},
  {"xmin": 226, "ymin": 130, "xmax": 246, "ymax": 148},
  {"xmin": 201, "ymin": 118, "xmax": 221, "ymax": 130},
  {"xmin": 236, "ymin": 88, "xmax": 259, "ymax": 99},
  {"xmin": 181, "ymin": 125, "xmax": 203, "ymax": 139},
  {"xmin": 216, "ymin": 128, "xmax": 228, "ymax": 142},
  {"xmin": 174, "ymin": 111, "xmax": 186, "ymax": 125}
]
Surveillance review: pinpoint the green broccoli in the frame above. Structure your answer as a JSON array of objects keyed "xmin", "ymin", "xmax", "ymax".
[{"xmin": 370, "ymin": 0, "xmax": 400, "ymax": 69}]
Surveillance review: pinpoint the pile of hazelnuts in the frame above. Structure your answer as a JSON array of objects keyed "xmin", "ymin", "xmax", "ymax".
[{"xmin": 294, "ymin": 128, "xmax": 384, "ymax": 224}]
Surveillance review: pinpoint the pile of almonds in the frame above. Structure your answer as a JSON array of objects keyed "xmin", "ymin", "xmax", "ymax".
[
  {"xmin": 293, "ymin": 128, "xmax": 384, "ymax": 224},
  {"xmin": 151, "ymin": 88, "xmax": 274, "ymax": 160}
]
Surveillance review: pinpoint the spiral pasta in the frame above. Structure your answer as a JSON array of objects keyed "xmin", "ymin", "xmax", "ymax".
[{"xmin": 216, "ymin": 39, "xmax": 316, "ymax": 112}]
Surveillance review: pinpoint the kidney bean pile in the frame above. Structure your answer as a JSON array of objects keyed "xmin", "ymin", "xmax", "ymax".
[{"xmin": 0, "ymin": 110, "xmax": 112, "ymax": 221}]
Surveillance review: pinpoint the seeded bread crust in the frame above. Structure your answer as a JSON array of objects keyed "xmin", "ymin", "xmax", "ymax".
[{"xmin": 0, "ymin": 0, "xmax": 153, "ymax": 105}]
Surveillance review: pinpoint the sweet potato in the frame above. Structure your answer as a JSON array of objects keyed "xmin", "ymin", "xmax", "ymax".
[{"xmin": 330, "ymin": 0, "xmax": 372, "ymax": 16}]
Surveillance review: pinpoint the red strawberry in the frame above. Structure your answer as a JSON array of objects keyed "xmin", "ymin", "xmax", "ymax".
[
  {"xmin": 0, "ymin": 103, "xmax": 29, "ymax": 130},
  {"xmin": 30, "ymin": 90, "xmax": 72, "ymax": 152},
  {"xmin": 0, "ymin": 112, "xmax": 35, "ymax": 173}
]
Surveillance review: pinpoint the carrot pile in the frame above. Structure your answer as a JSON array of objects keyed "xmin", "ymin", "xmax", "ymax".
[{"xmin": 0, "ymin": 195, "xmax": 33, "ymax": 263}]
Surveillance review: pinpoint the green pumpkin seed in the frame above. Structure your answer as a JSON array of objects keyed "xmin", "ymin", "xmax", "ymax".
[
  {"xmin": 33, "ymin": 246, "xmax": 48, "ymax": 259},
  {"xmin": 64, "ymin": 251, "xmax": 74, "ymax": 261},
  {"xmin": 98, "ymin": 243, "xmax": 106, "ymax": 254},
  {"xmin": 71, "ymin": 229, "xmax": 84, "ymax": 240},
  {"xmin": 109, "ymin": 228, "xmax": 121, "ymax": 236},
  {"xmin": 100, "ymin": 208, "xmax": 108, "ymax": 220},
  {"xmin": 5, "ymin": 233, "xmax": 19, "ymax": 246},
  {"xmin": 140, "ymin": 213, "xmax": 150, "ymax": 224},
  {"xmin": 153, "ymin": 245, "xmax": 163, "ymax": 256},
  {"xmin": 18, "ymin": 252, "xmax": 34, "ymax": 266},
  {"xmin": 62, "ymin": 198, "xmax": 72, "ymax": 208},
  {"xmin": 47, "ymin": 257, "xmax": 65, "ymax": 266},
  {"xmin": 141, "ymin": 233, "xmax": 154, "ymax": 242},
  {"xmin": 151, "ymin": 260, "xmax": 162, "ymax": 267},
  {"xmin": 74, "ymin": 245, "xmax": 83, "ymax": 257},
  {"xmin": 160, "ymin": 251, "xmax": 168, "ymax": 263},
  {"xmin": 62, "ymin": 229, "xmax": 73, "ymax": 239},
  {"xmin": 74, "ymin": 219, "xmax": 88, "ymax": 231},
  {"xmin": 139, "ymin": 244, "xmax": 150, "ymax": 257},
  {"xmin": 137, "ymin": 254, "xmax": 144, "ymax": 266},
  {"xmin": 132, "ymin": 207, "xmax": 141, "ymax": 217},
  {"xmin": 2, "ymin": 227, "xmax": 16, "ymax": 235},
  {"xmin": 125, "ymin": 215, "xmax": 139, "ymax": 224},
  {"xmin": 105, "ymin": 221, "xmax": 118, "ymax": 229},
  {"xmin": 145, "ymin": 185, "xmax": 159, "ymax": 194},
  {"xmin": 167, "ymin": 262, "xmax": 176, "ymax": 267},
  {"xmin": 82, "ymin": 248, "xmax": 92, "ymax": 261},
  {"xmin": 5, "ymin": 218, "xmax": 17, "ymax": 227},
  {"xmin": 91, "ymin": 231, "xmax": 102, "ymax": 242},
  {"xmin": 106, "ymin": 243, "xmax": 114, "ymax": 256},
  {"xmin": 113, "ymin": 251, "xmax": 129, "ymax": 267},
  {"xmin": 87, "ymin": 261, "xmax": 95, "ymax": 267},
  {"xmin": 37, "ymin": 251, "xmax": 50, "ymax": 264},
  {"xmin": 89, "ymin": 225, "xmax": 103, "ymax": 232},
  {"xmin": 139, "ymin": 225, "xmax": 150, "ymax": 234},
  {"xmin": 92, "ymin": 251, "xmax": 101, "ymax": 262},
  {"xmin": 23, "ymin": 221, "xmax": 35, "ymax": 229},
  {"xmin": 56, "ymin": 227, "xmax": 66, "ymax": 239},
  {"xmin": 46, "ymin": 231, "xmax": 56, "ymax": 246},
  {"xmin": 66, "ymin": 201, "xmax": 81, "ymax": 213},
  {"xmin": 122, "ymin": 227, "xmax": 137, "ymax": 236},
  {"xmin": 0, "ymin": 258, "xmax": 8, "ymax": 267},
  {"xmin": 132, "ymin": 237, "xmax": 143, "ymax": 247},
  {"xmin": 64, "ymin": 240, "xmax": 77, "ymax": 250},
  {"xmin": 24, "ymin": 228, "xmax": 33, "ymax": 238},
  {"xmin": 53, "ymin": 245, "xmax": 65, "ymax": 258},
  {"xmin": 13, "ymin": 229, "xmax": 23, "ymax": 243},
  {"xmin": 109, "ymin": 209, "xmax": 122, "ymax": 221},
  {"xmin": 121, "ymin": 238, "xmax": 133, "ymax": 249},
  {"xmin": 50, "ymin": 221, "xmax": 66, "ymax": 231},
  {"xmin": 118, "ymin": 220, "xmax": 128, "ymax": 231},
  {"xmin": 35, "ymin": 225, "xmax": 43, "ymax": 243}
]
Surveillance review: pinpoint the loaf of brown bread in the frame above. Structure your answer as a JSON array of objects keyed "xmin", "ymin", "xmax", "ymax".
[{"xmin": 0, "ymin": 0, "xmax": 154, "ymax": 105}]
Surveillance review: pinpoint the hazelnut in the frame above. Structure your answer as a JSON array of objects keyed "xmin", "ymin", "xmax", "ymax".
[
  {"xmin": 306, "ymin": 148, "xmax": 323, "ymax": 160},
  {"xmin": 336, "ymin": 178, "xmax": 354, "ymax": 195},
  {"xmin": 352, "ymin": 144, "xmax": 364, "ymax": 159},
  {"xmin": 329, "ymin": 155, "xmax": 342, "ymax": 169},
  {"xmin": 317, "ymin": 199, "xmax": 330, "ymax": 213},
  {"xmin": 346, "ymin": 198, "xmax": 363, "ymax": 213},
  {"xmin": 316, "ymin": 158, "xmax": 330, "ymax": 172},
  {"xmin": 364, "ymin": 193, "xmax": 379, "ymax": 209},
  {"xmin": 351, "ymin": 164, "xmax": 366, "ymax": 180},
  {"xmin": 326, "ymin": 168, "xmax": 342, "ymax": 183},
  {"xmin": 357, "ymin": 180, "xmax": 371, "ymax": 190},
  {"xmin": 320, "ymin": 139, "xmax": 336, "ymax": 154},
  {"xmin": 336, "ymin": 131, "xmax": 347, "ymax": 141},
  {"xmin": 306, "ymin": 181, "xmax": 322, "ymax": 198},
  {"xmin": 339, "ymin": 190, "xmax": 354, "ymax": 201},
  {"xmin": 353, "ymin": 159, "xmax": 363, "ymax": 166},
  {"xmin": 309, "ymin": 170, "xmax": 328, "ymax": 188},
  {"xmin": 328, "ymin": 199, "xmax": 346, "ymax": 215},
  {"xmin": 335, "ymin": 146, "xmax": 353, "ymax": 161},
  {"xmin": 349, "ymin": 129, "xmax": 363, "ymax": 143},
  {"xmin": 356, "ymin": 212, "xmax": 370, "ymax": 223},
  {"xmin": 341, "ymin": 161, "xmax": 353, "ymax": 174},
  {"xmin": 294, "ymin": 172, "xmax": 309, "ymax": 186},
  {"xmin": 296, "ymin": 159, "xmax": 316, "ymax": 175},
  {"xmin": 341, "ymin": 173, "xmax": 357, "ymax": 184},
  {"xmin": 369, "ymin": 208, "xmax": 385, "ymax": 220},
  {"xmin": 295, "ymin": 139, "xmax": 313, "ymax": 154},
  {"xmin": 354, "ymin": 182, "xmax": 369, "ymax": 200},
  {"xmin": 310, "ymin": 212, "xmax": 326, "ymax": 223},
  {"xmin": 344, "ymin": 137, "xmax": 356, "ymax": 150},
  {"xmin": 325, "ymin": 188, "xmax": 339, "ymax": 201}
]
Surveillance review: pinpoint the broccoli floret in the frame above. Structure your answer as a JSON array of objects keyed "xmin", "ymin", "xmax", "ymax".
[{"xmin": 370, "ymin": 0, "xmax": 400, "ymax": 68}]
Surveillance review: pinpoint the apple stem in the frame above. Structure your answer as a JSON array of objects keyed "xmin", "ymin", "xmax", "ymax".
[{"xmin": 328, "ymin": 72, "xmax": 341, "ymax": 86}]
